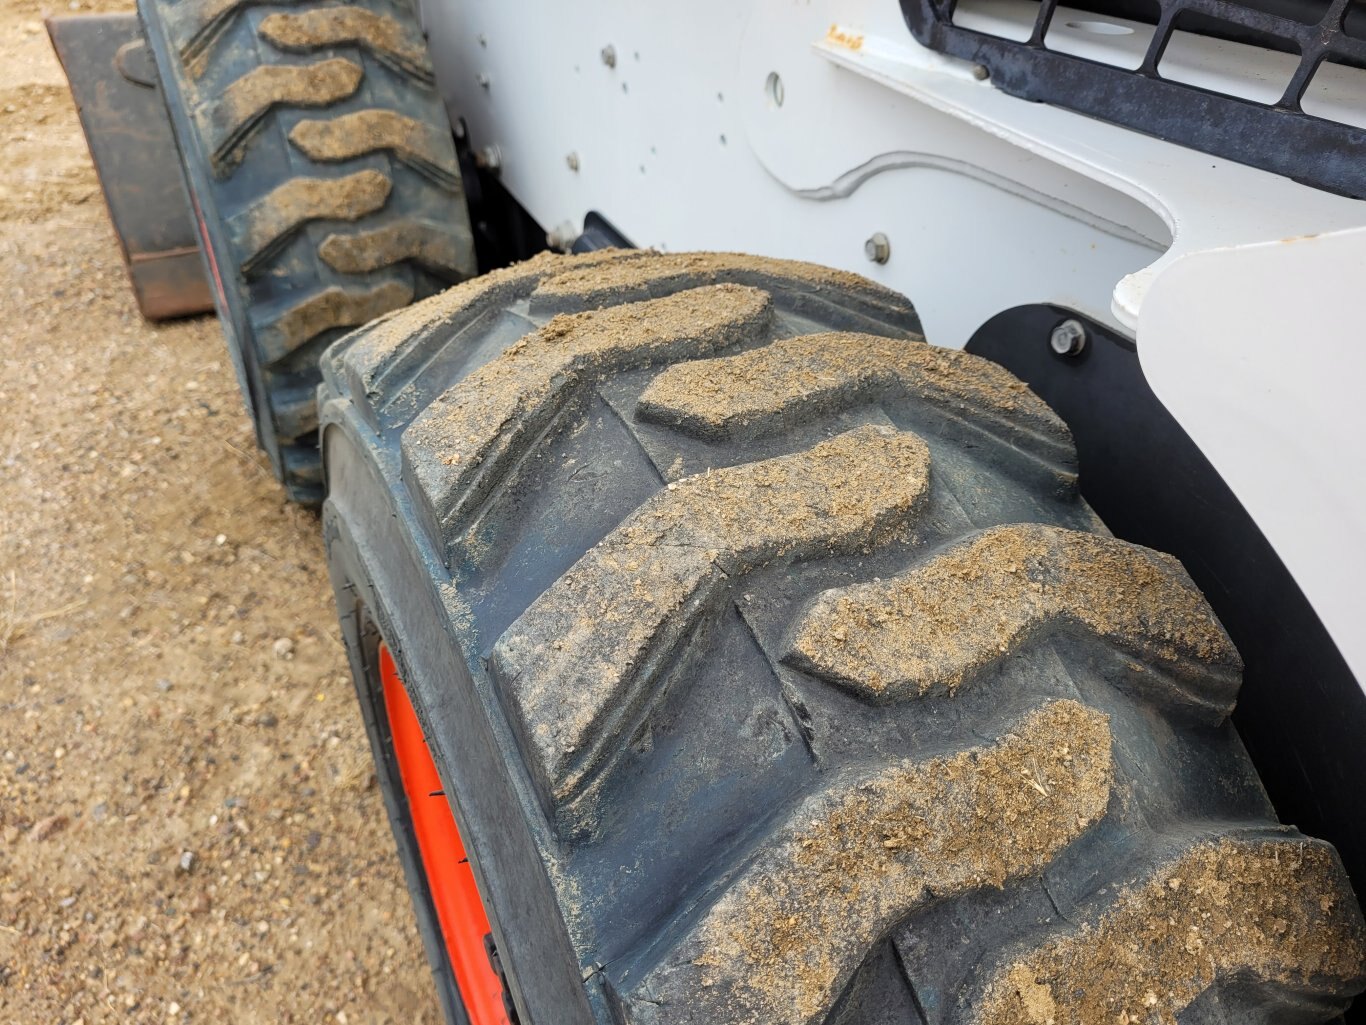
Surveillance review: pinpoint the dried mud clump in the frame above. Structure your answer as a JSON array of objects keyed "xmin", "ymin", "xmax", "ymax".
[
  {"xmin": 233, "ymin": 169, "xmax": 391, "ymax": 277},
  {"xmin": 979, "ymin": 837, "xmax": 1366, "ymax": 1025},
  {"xmin": 320, "ymin": 221, "xmax": 472, "ymax": 278},
  {"xmin": 529, "ymin": 250, "xmax": 918, "ymax": 325},
  {"xmin": 637, "ymin": 332, "xmax": 1069, "ymax": 467},
  {"xmin": 259, "ymin": 7, "xmax": 434, "ymax": 82},
  {"xmin": 290, "ymin": 110, "xmax": 460, "ymax": 189},
  {"xmin": 491, "ymin": 424, "xmax": 932, "ymax": 803},
  {"xmin": 339, "ymin": 249, "xmax": 644, "ymax": 392},
  {"xmin": 622, "ymin": 699, "xmax": 1113, "ymax": 1025},
  {"xmin": 259, "ymin": 281, "xmax": 414, "ymax": 362},
  {"xmin": 786, "ymin": 523, "xmax": 1240, "ymax": 719},
  {"xmin": 402, "ymin": 283, "xmax": 772, "ymax": 524},
  {"xmin": 204, "ymin": 59, "xmax": 364, "ymax": 172}
]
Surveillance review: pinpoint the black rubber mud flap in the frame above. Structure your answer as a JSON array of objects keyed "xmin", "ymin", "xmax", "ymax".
[
  {"xmin": 138, "ymin": 0, "xmax": 475, "ymax": 503},
  {"xmin": 320, "ymin": 251, "xmax": 1366, "ymax": 1025}
]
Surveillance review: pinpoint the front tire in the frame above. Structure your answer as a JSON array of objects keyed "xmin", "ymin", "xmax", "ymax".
[{"xmin": 321, "ymin": 250, "xmax": 1366, "ymax": 1024}]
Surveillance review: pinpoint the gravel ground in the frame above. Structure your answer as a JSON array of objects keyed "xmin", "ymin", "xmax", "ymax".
[{"xmin": 0, "ymin": 0, "xmax": 440, "ymax": 1020}]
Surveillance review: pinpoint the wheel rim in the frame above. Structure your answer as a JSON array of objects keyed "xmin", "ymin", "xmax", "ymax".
[{"xmin": 378, "ymin": 643, "xmax": 512, "ymax": 1025}]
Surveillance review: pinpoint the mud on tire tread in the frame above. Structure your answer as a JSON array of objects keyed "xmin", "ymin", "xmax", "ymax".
[
  {"xmin": 319, "ymin": 251, "xmax": 1366, "ymax": 1025},
  {"xmin": 138, "ymin": 0, "xmax": 475, "ymax": 503}
]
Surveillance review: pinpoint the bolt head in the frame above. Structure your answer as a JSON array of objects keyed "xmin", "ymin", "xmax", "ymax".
[
  {"xmin": 864, "ymin": 232, "xmax": 891, "ymax": 265},
  {"xmin": 478, "ymin": 144, "xmax": 502, "ymax": 172},
  {"xmin": 1050, "ymin": 319, "xmax": 1088, "ymax": 356}
]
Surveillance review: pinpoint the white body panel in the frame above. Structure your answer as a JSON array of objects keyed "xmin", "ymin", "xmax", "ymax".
[{"xmin": 423, "ymin": 0, "xmax": 1366, "ymax": 684}]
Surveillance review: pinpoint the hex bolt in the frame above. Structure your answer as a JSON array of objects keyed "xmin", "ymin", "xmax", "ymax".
[
  {"xmin": 478, "ymin": 144, "xmax": 502, "ymax": 172},
  {"xmin": 601, "ymin": 44, "xmax": 617, "ymax": 68},
  {"xmin": 546, "ymin": 221, "xmax": 579, "ymax": 252},
  {"xmin": 864, "ymin": 232, "xmax": 891, "ymax": 265},
  {"xmin": 1050, "ymin": 318, "xmax": 1088, "ymax": 356},
  {"xmin": 566, "ymin": 151, "xmax": 581, "ymax": 172}
]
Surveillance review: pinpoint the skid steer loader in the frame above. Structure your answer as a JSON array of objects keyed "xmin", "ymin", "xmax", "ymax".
[{"xmin": 51, "ymin": 0, "xmax": 1366, "ymax": 1021}]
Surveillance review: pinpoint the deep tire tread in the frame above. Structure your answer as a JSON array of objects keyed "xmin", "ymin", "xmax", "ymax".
[
  {"xmin": 139, "ymin": 0, "xmax": 474, "ymax": 502},
  {"xmin": 319, "ymin": 252, "xmax": 1366, "ymax": 1025}
]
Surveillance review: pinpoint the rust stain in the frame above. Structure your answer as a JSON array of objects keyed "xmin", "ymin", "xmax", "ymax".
[{"xmin": 825, "ymin": 23, "xmax": 865, "ymax": 51}]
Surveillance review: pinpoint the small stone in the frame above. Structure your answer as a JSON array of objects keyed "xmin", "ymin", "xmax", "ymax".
[
  {"xmin": 29, "ymin": 815, "xmax": 69, "ymax": 842},
  {"xmin": 178, "ymin": 850, "xmax": 196, "ymax": 873},
  {"xmin": 256, "ymin": 712, "xmax": 278, "ymax": 729},
  {"xmin": 273, "ymin": 637, "xmax": 295, "ymax": 659},
  {"xmin": 156, "ymin": 679, "xmax": 172, "ymax": 693}
]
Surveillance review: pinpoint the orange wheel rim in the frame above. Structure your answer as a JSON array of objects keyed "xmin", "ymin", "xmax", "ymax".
[{"xmin": 379, "ymin": 643, "xmax": 512, "ymax": 1025}]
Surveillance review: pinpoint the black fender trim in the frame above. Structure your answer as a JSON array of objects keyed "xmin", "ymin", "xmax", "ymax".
[{"xmin": 967, "ymin": 304, "xmax": 1366, "ymax": 912}]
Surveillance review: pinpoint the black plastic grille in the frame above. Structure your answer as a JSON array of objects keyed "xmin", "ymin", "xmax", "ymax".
[{"xmin": 899, "ymin": 0, "xmax": 1366, "ymax": 197}]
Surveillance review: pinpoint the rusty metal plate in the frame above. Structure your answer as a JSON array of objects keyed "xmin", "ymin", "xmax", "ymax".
[{"xmin": 47, "ymin": 13, "xmax": 214, "ymax": 321}]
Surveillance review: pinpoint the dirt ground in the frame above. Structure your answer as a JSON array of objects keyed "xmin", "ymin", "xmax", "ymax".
[{"xmin": 0, "ymin": 0, "xmax": 440, "ymax": 1020}]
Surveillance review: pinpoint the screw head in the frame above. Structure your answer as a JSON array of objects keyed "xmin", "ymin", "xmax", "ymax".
[
  {"xmin": 601, "ymin": 44, "xmax": 617, "ymax": 68},
  {"xmin": 1050, "ymin": 319, "xmax": 1088, "ymax": 356},
  {"xmin": 864, "ymin": 232, "xmax": 891, "ymax": 265}
]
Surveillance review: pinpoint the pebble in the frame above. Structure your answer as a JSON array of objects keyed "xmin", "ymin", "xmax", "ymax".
[
  {"xmin": 28, "ymin": 815, "xmax": 68, "ymax": 842},
  {"xmin": 178, "ymin": 851, "xmax": 195, "ymax": 873},
  {"xmin": 273, "ymin": 637, "xmax": 295, "ymax": 659}
]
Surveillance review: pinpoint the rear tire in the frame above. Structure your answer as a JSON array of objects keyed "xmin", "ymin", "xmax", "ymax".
[
  {"xmin": 320, "ymin": 251, "xmax": 1366, "ymax": 1024},
  {"xmin": 138, "ymin": 0, "xmax": 476, "ymax": 503}
]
